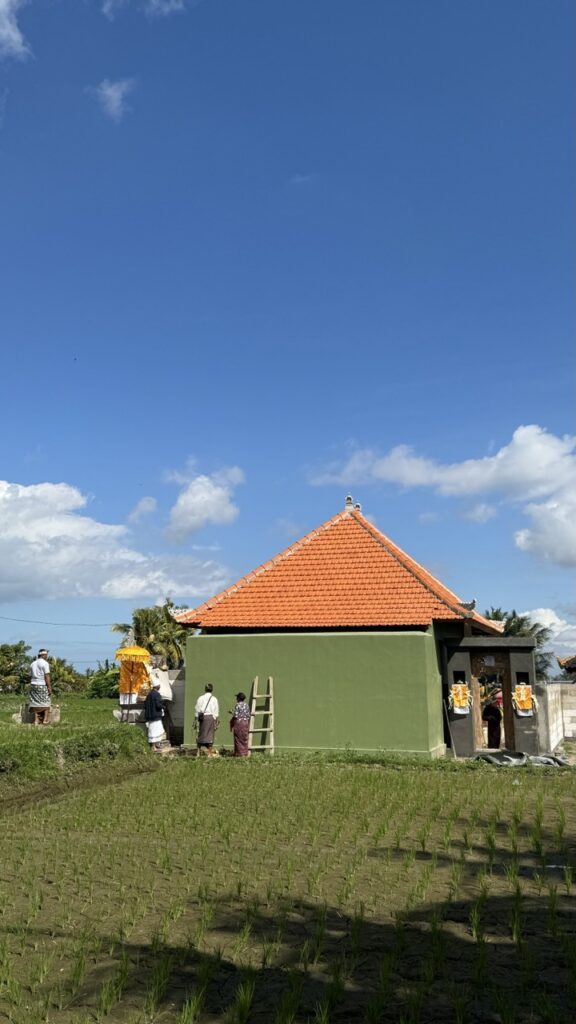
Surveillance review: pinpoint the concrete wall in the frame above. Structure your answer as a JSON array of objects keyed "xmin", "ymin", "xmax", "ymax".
[
  {"xmin": 561, "ymin": 685, "xmax": 576, "ymax": 738},
  {"xmin": 536, "ymin": 682, "xmax": 576, "ymax": 751},
  {"xmin": 167, "ymin": 669, "xmax": 185, "ymax": 745},
  {"xmin": 184, "ymin": 631, "xmax": 445, "ymax": 757}
]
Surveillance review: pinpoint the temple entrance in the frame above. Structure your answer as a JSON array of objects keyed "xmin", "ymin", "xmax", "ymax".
[{"xmin": 471, "ymin": 652, "xmax": 514, "ymax": 750}]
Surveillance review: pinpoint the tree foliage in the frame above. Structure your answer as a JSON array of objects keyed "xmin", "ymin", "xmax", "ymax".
[
  {"xmin": 484, "ymin": 607, "xmax": 554, "ymax": 679},
  {"xmin": 87, "ymin": 660, "xmax": 120, "ymax": 699},
  {"xmin": 0, "ymin": 642, "xmax": 32, "ymax": 693},
  {"xmin": 49, "ymin": 656, "xmax": 86, "ymax": 694},
  {"xmin": 0, "ymin": 643, "xmax": 88, "ymax": 694},
  {"xmin": 112, "ymin": 599, "xmax": 187, "ymax": 668}
]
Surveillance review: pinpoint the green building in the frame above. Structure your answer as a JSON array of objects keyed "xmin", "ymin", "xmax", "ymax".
[{"xmin": 177, "ymin": 499, "xmax": 537, "ymax": 757}]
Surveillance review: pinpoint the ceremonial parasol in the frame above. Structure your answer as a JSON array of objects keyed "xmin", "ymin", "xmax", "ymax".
[{"xmin": 115, "ymin": 642, "xmax": 151, "ymax": 719}]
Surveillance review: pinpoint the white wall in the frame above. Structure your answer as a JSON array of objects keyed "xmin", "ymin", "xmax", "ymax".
[{"xmin": 538, "ymin": 682, "xmax": 576, "ymax": 751}]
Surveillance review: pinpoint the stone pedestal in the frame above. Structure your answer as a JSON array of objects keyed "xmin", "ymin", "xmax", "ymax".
[{"xmin": 19, "ymin": 704, "xmax": 61, "ymax": 725}]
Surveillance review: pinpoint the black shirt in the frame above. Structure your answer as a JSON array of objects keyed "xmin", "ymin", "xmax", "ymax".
[{"xmin": 144, "ymin": 688, "xmax": 163, "ymax": 723}]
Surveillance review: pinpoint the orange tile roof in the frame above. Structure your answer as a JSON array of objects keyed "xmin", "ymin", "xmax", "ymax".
[{"xmin": 175, "ymin": 508, "xmax": 500, "ymax": 632}]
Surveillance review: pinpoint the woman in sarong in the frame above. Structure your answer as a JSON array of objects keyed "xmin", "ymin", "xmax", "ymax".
[
  {"xmin": 229, "ymin": 692, "xmax": 251, "ymax": 757},
  {"xmin": 144, "ymin": 678, "xmax": 166, "ymax": 750}
]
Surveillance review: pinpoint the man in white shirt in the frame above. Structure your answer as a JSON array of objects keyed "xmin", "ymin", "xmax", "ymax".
[
  {"xmin": 195, "ymin": 683, "xmax": 219, "ymax": 755},
  {"xmin": 29, "ymin": 648, "xmax": 52, "ymax": 725}
]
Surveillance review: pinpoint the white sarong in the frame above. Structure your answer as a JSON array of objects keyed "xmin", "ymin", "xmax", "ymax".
[{"xmin": 147, "ymin": 720, "xmax": 166, "ymax": 744}]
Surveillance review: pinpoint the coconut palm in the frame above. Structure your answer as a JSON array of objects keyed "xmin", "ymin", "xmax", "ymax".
[
  {"xmin": 112, "ymin": 599, "xmax": 187, "ymax": 668},
  {"xmin": 484, "ymin": 607, "xmax": 553, "ymax": 679}
]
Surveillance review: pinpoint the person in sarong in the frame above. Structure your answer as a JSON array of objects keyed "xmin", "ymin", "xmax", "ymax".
[
  {"xmin": 195, "ymin": 683, "xmax": 219, "ymax": 756},
  {"xmin": 144, "ymin": 678, "xmax": 166, "ymax": 750},
  {"xmin": 229, "ymin": 692, "xmax": 251, "ymax": 757},
  {"xmin": 482, "ymin": 698, "xmax": 502, "ymax": 749},
  {"xmin": 29, "ymin": 649, "xmax": 52, "ymax": 725}
]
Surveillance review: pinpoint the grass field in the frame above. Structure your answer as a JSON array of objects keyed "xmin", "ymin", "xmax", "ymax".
[{"xmin": 1, "ymin": 732, "xmax": 575, "ymax": 1023}]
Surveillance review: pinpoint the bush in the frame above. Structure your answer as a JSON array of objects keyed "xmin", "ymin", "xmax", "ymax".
[
  {"xmin": 58, "ymin": 727, "xmax": 145, "ymax": 765},
  {"xmin": 87, "ymin": 666, "xmax": 120, "ymax": 699},
  {"xmin": 0, "ymin": 722, "xmax": 149, "ymax": 784}
]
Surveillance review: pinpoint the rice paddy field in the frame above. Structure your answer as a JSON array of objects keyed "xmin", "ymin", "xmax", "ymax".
[{"xmin": 0, "ymin": 702, "xmax": 575, "ymax": 1023}]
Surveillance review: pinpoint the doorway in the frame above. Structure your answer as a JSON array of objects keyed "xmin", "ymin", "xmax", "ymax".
[{"xmin": 471, "ymin": 652, "xmax": 514, "ymax": 750}]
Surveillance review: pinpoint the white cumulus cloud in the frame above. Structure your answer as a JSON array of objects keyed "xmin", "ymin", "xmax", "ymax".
[
  {"xmin": 312, "ymin": 425, "xmax": 576, "ymax": 570},
  {"xmin": 313, "ymin": 425, "xmax": 575, "ymax": 499},
  {"xmin": 522, "ymin": 608, "xmax": 576, "ymax": 658},
  {"xmin": 166, "ymin": 466, "xmax": 244, "ymax": 543},
  {"xmin": 91, "ymin": 78, "xmax": 136, "ymax": 122},
  {"xmin": 0, "ymin": 0, "xmax": 29, "ymax": 59},
  {"xmin": 128, "ymin": 496, "xmax": 157, "ymax": 523},
  {"xmin": 461, "ymin": 503, "xmax": 497, "ymax": 524},
  {"xmin": 515, "ymin": 494, "xmax": 576, "ymax": 568},
  {"xmin": 0, "ymin": 480, "xmax": 229, "ymax": 602}
]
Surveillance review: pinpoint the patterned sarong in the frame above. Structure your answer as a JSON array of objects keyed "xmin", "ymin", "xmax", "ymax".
[{"xmin": 29, "ymin": 684, "xmax": 51, "ymax": 709}]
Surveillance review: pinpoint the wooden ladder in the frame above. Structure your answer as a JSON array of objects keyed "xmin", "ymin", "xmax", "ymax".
[{"xmin": 248, "ymin": 675, "xmax": 275, "ymax": 755}]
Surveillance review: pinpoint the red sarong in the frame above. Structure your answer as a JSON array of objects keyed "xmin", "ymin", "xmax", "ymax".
[{"xmin": 232, "ymin": 720, "xmax": 249, "ymax": 757}]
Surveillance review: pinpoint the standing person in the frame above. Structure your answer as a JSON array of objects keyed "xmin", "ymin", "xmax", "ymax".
[
  {"xmin": 195, "ymin": 683, "xmax": 219, "ymax": 756},
  {"xmin": 482, "ymin": 694, "xmax": 502, "ymax": 749},
  {"xmin": 229, "ymin": 692, "xmax": 251, "ymax": 757},
  {"xmin": 29, "ymin": 648, "xmax": 52, "ymax": 725},
  {"xmin": 144, "ymin": 678, "xmax": 165, "ymax": 751}
]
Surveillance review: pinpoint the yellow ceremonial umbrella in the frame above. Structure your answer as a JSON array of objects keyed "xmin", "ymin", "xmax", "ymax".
[
  {"xmin": 115, "ymin": 645, "xmax": 151, "ymax": 664},
  {"xmin": 115, "ymin": 645, "xmax": 151, "ymax": 716}
]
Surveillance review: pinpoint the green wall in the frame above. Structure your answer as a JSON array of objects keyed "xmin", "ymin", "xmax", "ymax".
[{"xmin": 184, "ymin": 632, "xmax": 445, "ymax": 757}]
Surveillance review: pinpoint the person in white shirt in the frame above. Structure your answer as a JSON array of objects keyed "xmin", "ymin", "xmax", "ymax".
[
  {"xmin": 29, "ymin": 648, "xmax": 52, "ymax": 725},
  {"xmin": 195, "ymin": 683, "xmax": 219, "ymax": 756}
]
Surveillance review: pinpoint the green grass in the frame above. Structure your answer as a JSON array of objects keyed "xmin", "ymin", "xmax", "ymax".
[
  {"xmin": 0, "ymin": 751, "xmax": 574, "ymax": 1022},
  {"xmin": 0, "ymin": 695, "xmax": 149, "ymax": 786},
  {"xmin": 0, "ymin": 693, "xmax": 117, "ymax": 728}
]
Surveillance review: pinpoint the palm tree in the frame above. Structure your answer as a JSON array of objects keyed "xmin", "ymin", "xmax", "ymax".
[
  {"xmin": 112, "ymin": 599, "xmax": 187, "ymax": 668},
  {"xmin": 484, "ymin": 607, "xmax": 553, "ymax": 679}
]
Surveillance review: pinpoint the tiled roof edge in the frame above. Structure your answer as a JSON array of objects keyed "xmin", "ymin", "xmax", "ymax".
[
  {"xmin": 348, "ymin": 511, "xmax": 468, "ymax": 622},
  {"xmin": 174, "ymin": 510, "xmax": 353, "ymax": 624},
  {"xmin": 349, "ymin": 511, "xmax": 500, "ymax": 634}
]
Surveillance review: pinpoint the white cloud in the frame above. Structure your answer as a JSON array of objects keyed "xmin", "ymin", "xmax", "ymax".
[
  {"xmin": 461, "ymin": 503, "xmax": 497, "ymax": 524},
  {"xmin": 522, "ymin": 608, "xmax": 576, "ymax": 658},
  {"xmin": 0, "ymin": 0, "xmax": 29, "ymax": 59},
  {"xmin": 102, "ymin": 0, "xmax": 123, "ymax": 17},
  {"xmin": 92, "ymin": 78, "xmax": 136, "ymax": 122},
  {"xmin": 515, "ymin": 494, "xmax": 576, "ymax": 568},
  {"xmin": 0, "ymin": 480, "xmax": 229, "ymax": 602},
  {"xmin": 314, "ymin": 426, "xmax": 576, "ymax": 499},
  {"xmin": 145, "ymin": 0, "xmax": 186, "ymax": 14},
  {"xmin": 128, "ymin": 496, "xmax": 157, "ymax": 523},
  {"xmin": 166, "ymin": 466, "xmax": 244, "ymax": 542},
  {"xmin": 102, "ymin": 0, "xmax": 188, "ymax": 18},
  {"xmin": 313, "ymin": 425, "xmax": 576, "ymax": 570}
]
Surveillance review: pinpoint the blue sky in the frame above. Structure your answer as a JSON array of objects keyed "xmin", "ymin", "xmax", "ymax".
[{"xmin": 0, "ymin": 0, "xmax": 574, "ymax": 668}]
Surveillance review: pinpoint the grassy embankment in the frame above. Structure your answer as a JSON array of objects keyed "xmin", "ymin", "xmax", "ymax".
[{"xmin": 0, "ymin": 695, "xmax": 150, "ymax": 795}]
